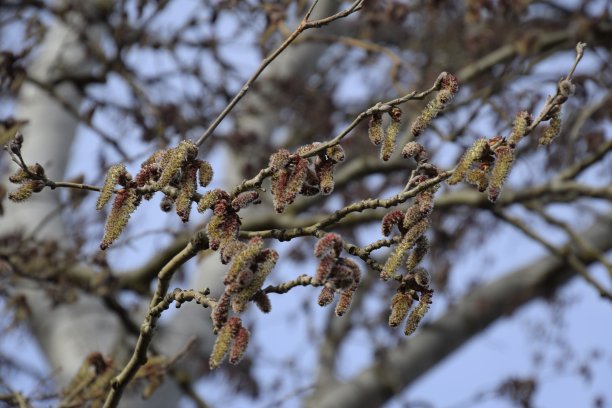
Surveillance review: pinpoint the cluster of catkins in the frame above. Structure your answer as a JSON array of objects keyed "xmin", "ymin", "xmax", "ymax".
[
  {"xmin": 447, "ymin": 111, "xmax": 533, "ymax": 202},
  {"xmin": 5, "ymin": 134, "xmax": 47, "ymax": 202},
  {"xmin": 7, "ymin": 162, "xmax": 46, "ymax": 202},
  {"xmin": 381, "ymin": 142, "xmax": 439, "ymax": 335},
  {"xmin": 367, "ymin": 73, "xmax": 459, "ymax": 161},
  {"xmin": 96, "ymin": 140, "xmax": 213, "ymax": 249},
  {"xmin": 269, "ymin": 143, "xmax": 345, "ymax": 213},
  {"xmin": 313, "ymin": 233, "xmax": 361, "ymax": 317},
  {"xmin": 199, "ymin": 188, "xmax": 275, "ymax": 316},
  {"xmin": 197, "ymin": 191, "xmax": 279, "ymax": 369},
  {"xmin": 209, "ymin": 316, "xmax": 250, "ymax": 369}
]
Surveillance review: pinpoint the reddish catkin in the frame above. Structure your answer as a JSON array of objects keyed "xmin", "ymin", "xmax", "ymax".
[
  {"xmin": 231, "ymin": 191, "xmax": 260, "ymax": 211},
  {"xmin": 225, "ymin": 237, "xmax": 263, "ymax": 288},
  {"xmin": 381, "ymin": 210, "xmax": 405, "ymax": 236},
  {"xmin": 315, "ymin": 256, "xmax": 335, "ymax": 283},
  {"xmin": 402, "ymin": 141, "xmax": 428, "ymax": 163},
  {"xmin": 335, "ymin": 287, "xmax": 355, "ymax": 317},
  {"xmin": 317, "ymin": 286, "xmax": 335, "ymax": 307},
  {"xmin": 252, "ymin": 290, "xmax": 272, "ymax": 313},
  {"xmin": 314, "ymin": 233, "xmax": 343, "ymax": 258},
  {"xmin": 229, "ymin": 326, "xmax": 250, "ymax": 365},
  {"xmin": 211, "ymin": 291, "xmax": 231, "ymax": 330},
  {"xmin": 197, "ymin": 189, "xmax": 230, "ymax": 213}
]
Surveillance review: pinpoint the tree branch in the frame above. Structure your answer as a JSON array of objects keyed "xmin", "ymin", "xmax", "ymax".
[{"xmin": 307, "ymin": 214, "xmax": 612, "ymax": 408}]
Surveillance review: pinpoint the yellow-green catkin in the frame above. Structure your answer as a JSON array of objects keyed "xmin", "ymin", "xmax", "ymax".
[
  {"xmin": 226, "ymin": 237, "xmax": 263, "ymax": 287},
  {"xmin": 8, "ymin": 180, "xmax": 36, "ymax": 202},
  {"xmin": 507, "ymin": 111, "xmax": 531, "ymax": 148},
  {"xmin": 410, "ymin": 74, "xmax": 457, "ymax": 138},
  {"xmin": 8, "ymin": 168, "xmax": 28, "ymax": 184},
  {"xmin": 413, "ymin": 267, "xmax": 431, "ymax": 286},
  {"xmin": 368, "ymin": 113, "xmax": 383, "ymax": 146},
  {"xmin": 198, "ymin": 160, "xmax": 213, "ymax": 187},
  {"xmin": 157, "ymin": 140, "xmax": 197, "ymax": 188},
  {"xmin": 487, "ymin": 146, "xmax": 514, "ymax": 202},
  {"xmin": 539, "ymin": 111, "xmax": 562, "ymax": 146},
  {"xmin": 465, "ymin": 168, "xmax": 489, "ymax": 192},
  {"xmin": 380, "ymin": 108, "xmax": 402, "ymax": 161},
  {"xmin": 447, "ymin": 138, "xmax": 488, "ymax": 185},
  {"xmin": 380, "ymin": 217, "xmax": 429, "ymax": 281},
  {"xmin": 231, "ymin": 249, "xmax": 278, "ymax": 313},
  {"xmin": 100, "ymin": 189, "xmax": 139, "ymax": 250},
  {"xmin": 96, "ymin": 164, "xmax": 126, "ymax": 210},
  {"xmin": 316, "ymin": 159, "xmax": 335, "ymax": 195},
  {"xmin": 197, "ymin": 189, "xmax": 228, "ymax": 213},
  {"xmin": 389, "ymin": 290, "xmax": 413, "ymax": 327},
  {"xmin": 405, "ymin": 235, "xmax": 429, "ymax": 273},
  {"xmin": 380, "ymin": 120, "xmax": 400, "ymax": 161},
  {"xmin": 404, "ymin": 290, "xmax": 432, "ymax": 336},
  {"xmin": 209, "ymin": 320, "xmax": 236, "ymax": 369},
  {"xmin": 175, "ymin": 162, "xmax": 198, "ymax": 222},
  {"xmin": 326, "ymin": 145, "xmax": 345, "ymax": 163}
]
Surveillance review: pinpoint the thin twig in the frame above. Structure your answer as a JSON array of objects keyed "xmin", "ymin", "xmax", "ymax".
[
  {"xmin": 492, "ymin": 209, "xmax": 612, "ymax": 300},
  {"xmin": 103, "ymin": 233, "xmax": 207, "ymax": 408},
  {"xmin": 195, "ymin": 0, "xmax": 365, "ymax": 146}
]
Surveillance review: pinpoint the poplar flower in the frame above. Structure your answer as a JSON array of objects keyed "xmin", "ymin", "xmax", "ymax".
[
  {"xmin": 96, "ymin": 164, "xmax": 127, "ymax": 210},
  {"xmin": 229, "ymin": 326, "xmax": 250, "ymax": 365},
  {"xmin": 389, "ymin": 290, "xmax": 413, "ymax": 327},
  {"xmin": 447, "ymin": 138, "xmax": 488, "ymax": 185},
  {"xmin": 404, "ymin": 290, "xmax": 432, "ymax": 336},
  {"xmin": 100, "ymin": 189, "xmax": 140, "ymax": 250},
  {"xmin": 487, "ymin": 146, "xmax": 514, "ymax": 202},
  {"xmin": 368, "ymin": 113, "xmax": 383, "ymax": 146},
  {"xmin": 507, "ymin": 111, "xmax": 532, "ymax": 148},
  {"xmin": 539, "ymin": 111, "xmax": 562, "ymax": 146}
]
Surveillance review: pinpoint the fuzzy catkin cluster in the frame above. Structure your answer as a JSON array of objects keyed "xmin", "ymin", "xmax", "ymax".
[
  {"xmin": 447, "ymin": 134, "xmax": 516, "ymax": 202},
  {"xmin": 367, "ymin": 107, "xmax": 403, "ymax": 161},
  {"xmin": 95, "ymin": 141, "xmax": 215, "ymax": 249},
  {"xmin": 135, "ymin": 140, "xmax": 214, "ymax": 222},
  {"xmin": 380, "ymin": 144, "xmax": 439, "ymax": 282},
  {"xmin": 269, "ymin": 143, "xmax": 346, "ymax": 213},
  {"xmin": 7, "ymin": 163, "xmax": 46, "ymax": 202},
  {"xmin": 313, "ymin": 233, "xmax": 361, "ymax": 317},
  {"xmin": 207, "ymin": 235, "xmax": 278, "ymax": 370},
  {"xmin": 209, "ymin": 316, "xmax": 250, "ymax": 369}
]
